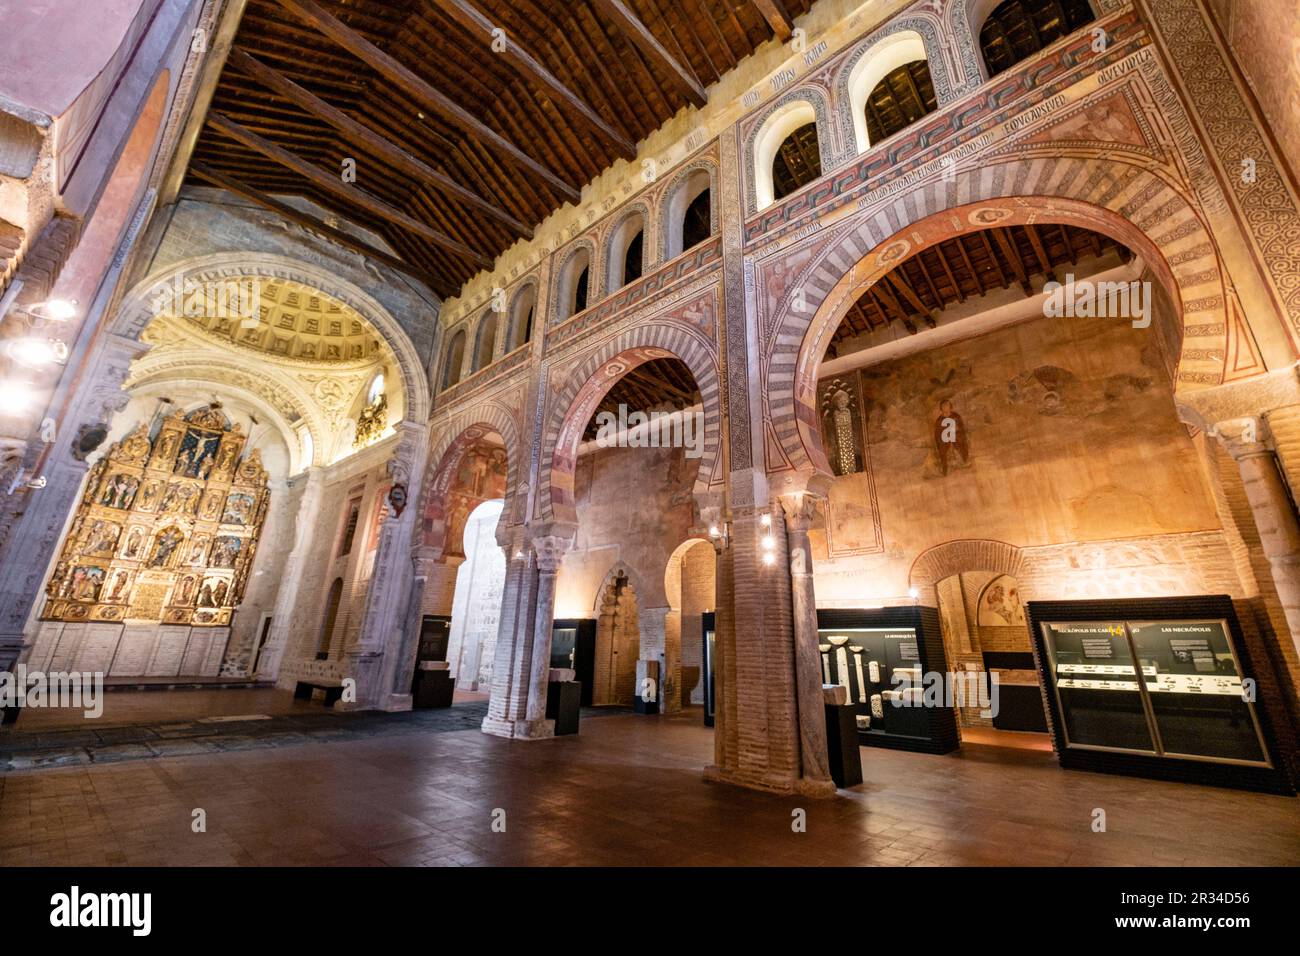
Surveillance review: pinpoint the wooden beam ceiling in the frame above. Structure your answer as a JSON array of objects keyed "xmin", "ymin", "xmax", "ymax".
[
  {"xmin": 828, "ymin": 223, "xmax": 1127, "ymax": 356},
  {"xmin": 186, "ymin": 0, "xmax": 813, "ymax": 298},
  {"xmin": 590, "ymin": 0, "xmax": 707, "ymax": 108}
]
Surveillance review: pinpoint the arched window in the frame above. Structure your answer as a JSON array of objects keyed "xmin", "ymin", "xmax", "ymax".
[
  {"xmin": 979, "ymin": 0, "xmax": 1095, "ymax": 77},
  {"xmin": 472, "ymin": 311, "xmax": 498, "ymax": 372},
  {"xmin": 863, "ymin": 60, "xmax": 937, "ymax": 145},
  {"xmin": 754, "ymin": 101, "xmax": 820, "ymax": 210},
  {"xmin": 845, "ymin": 31, "xmax": 932, "ymax": 153},
  {"xmin": 366, "ymin": 372, "xmax": 385, "ymax": 405},
  {"xmin": 509, "ymin": 284, "xmax": 536, "ymax": 352},
  {"xmin": 556, "ymin": 246, "xmax": 592, "ymax": 321},
  {"xmin": 606, "ymin": 211, "xmax": 645, "ymax": 291},
  {"xmin": 441, "ymin": 328, "xmax": 466, "ymax": 390},
  {"xmin": 665, "ymin": 168, "xmax": 713, "ymax": 260},
  {"xmin": 317, "ymin": 578, "xmax": 343, "ymax": 660}
]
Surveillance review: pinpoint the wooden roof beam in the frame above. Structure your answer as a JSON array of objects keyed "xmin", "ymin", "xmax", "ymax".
[
  {"xmin": 274, "ymin": 0, "xmax": 580, "ymax": 201},
  {"xmin": 432, "ymin": 0, "xmax": 636, "ymax": 159},
  {"xmin": 227, "ymin": 49, "xmax": 533, "ymax": 239},
  {"xmin": 190, "ymin": 162, "xmax": 430, "ymax": 283},
  {"xmin": 208, "ymin": 112, "xmax": 494, "ymax": 268},
  {"xmin": 591, "ymin": 0, "xmax": 707, "ymax": 108},
  {"xmin": 753, "ymin": 0, "xmax": 795, "ymax": 41}
]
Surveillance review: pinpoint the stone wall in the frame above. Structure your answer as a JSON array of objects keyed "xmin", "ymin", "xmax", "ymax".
[{"xmin": 812, "ymin": 311, "xmax": 1225, "ymax": 604}]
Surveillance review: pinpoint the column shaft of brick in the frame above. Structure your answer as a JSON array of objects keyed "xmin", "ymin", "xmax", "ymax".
[
  {"xmin": 483, "ymin": 549, "xmax": 539, "ymax": 735},
  {"xmin": 711, "ymin": 538, "xmax": 736, "ymax": 771},
  {"xmin": 1227, "ymin": 438, "xmax": 1300, "ymax": 660}
]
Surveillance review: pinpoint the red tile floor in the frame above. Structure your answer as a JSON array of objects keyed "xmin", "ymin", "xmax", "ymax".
[{"xmin": 1, "ymin": 691, "xmax": 1297, "ymax": 866}]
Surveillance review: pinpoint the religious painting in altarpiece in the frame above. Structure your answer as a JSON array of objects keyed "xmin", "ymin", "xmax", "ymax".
[{"xmin": 41, "ymin": 405, "xmax": 270, "ymax": 628}]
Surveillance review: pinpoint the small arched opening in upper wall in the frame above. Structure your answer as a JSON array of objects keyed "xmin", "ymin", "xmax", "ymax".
[
  {"xmin": 978, "ymin": 0, "xmax": 1096, "ymax": 77},
  {"xmin": 441, "ymin": 327, "xmax": 466, "ymax": 390}
]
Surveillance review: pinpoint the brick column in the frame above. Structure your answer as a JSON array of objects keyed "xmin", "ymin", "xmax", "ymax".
[
  {"xmin": 780, "ymin": 492, "xmax": 835, "ymax": 792},
  {"xmin": 522, "ymin": 534, "xmax": 569, "ymax": 728},
  {"xmin": 482, "ymin": 528, "xmax": 572, "ymax": 739},
  {"xmin": 482, "ymin": 538, "xmax": 538, "ymax": 736},
  {"xmin": 1223, "ymin": 420, "xmax": 1300, "ymax": 658}
]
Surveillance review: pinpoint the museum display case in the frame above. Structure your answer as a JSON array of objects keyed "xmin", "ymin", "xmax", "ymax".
[
  {"xmin": 816, "ymin": 606, "xmax": 959, "ymax": 754},
  {"xmin": 702, "ymin": 611, "xmax": 716, "ymax": 727},
  {"xmin": 552, "ymin": 619, "xmax": 596, "ymax": 706},
  {"xmin": 1028, "ymin": 596, "xmax": 1294, "ymax": 794}
]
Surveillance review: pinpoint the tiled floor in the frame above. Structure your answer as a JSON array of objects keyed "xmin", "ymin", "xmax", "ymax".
[{"xmin": 2, "ymin": 702, "xmax": 1297, "ymax": 866}]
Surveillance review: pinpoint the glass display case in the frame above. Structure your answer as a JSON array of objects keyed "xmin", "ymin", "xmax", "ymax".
[
  {"xmin": 817, "ymin": 606, "xmax": 958, "ymax": 754},
  {"xmin": 1041, "ymin": 618, "xmax": 1268, "ymax": 765},
  {"xmin": 702, "ymin": 611, "xmax": 716, "ymax": 728},
  {"xmin": 1029, "ymin": 597, "xmax": 1291, "ymax": 794}
]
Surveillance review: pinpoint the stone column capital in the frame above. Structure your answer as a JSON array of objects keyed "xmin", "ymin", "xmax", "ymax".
[
  {"xmin": 778, "ymin": 491, "xmax": 822, "ymax": 533},
  {"xmin": 531, "ymin": 534, "xmax": 570, "ymax": 573},
  {"xmin": 1216, "ymin": 417, "xmax": 1270, "ymax": 461}
]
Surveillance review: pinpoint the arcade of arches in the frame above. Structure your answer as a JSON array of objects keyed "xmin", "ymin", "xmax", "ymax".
[{"xmin": 2, "ymin": 0, "xmax": 1300, "ymax": 866}]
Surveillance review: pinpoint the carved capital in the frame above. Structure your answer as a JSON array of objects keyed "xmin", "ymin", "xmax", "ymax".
[
  {"xmin": 531, "ymin": 534, "xmax": 570, "ymax": 573},
  {"xmin": 778, "ymin": 491, "xmax": 822, "ymax": 534},
  {"xmin": 1216, "ymin": 417, "xmax": 1270, "ymax": 462}
]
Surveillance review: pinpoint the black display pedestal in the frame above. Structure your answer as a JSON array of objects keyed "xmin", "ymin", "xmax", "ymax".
[
  {"xmin": 546, "ymin": 680, "xmax": 581, "ymax": 735},
  {"xmin": 294, "ymin": 680, "xmax": 344, "ymax": 707},
  {"xmin": 633, "ymin": 694, "xmax": 659, "ymax": 715},
  {"xmin": 824, "ymin": 703, "xmax": 863, "ymax": 788},
  {"xmin": 1, "ymin": 703, "xmax": 20, "ymax": 726},
  {"xmin": 412, "ymin": 669, "xmax": 455, "ymax": 709}
]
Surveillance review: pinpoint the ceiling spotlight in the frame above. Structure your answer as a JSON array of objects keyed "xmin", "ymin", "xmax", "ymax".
[
  {"xmin": 908, "ymin": 587, "xmax": 920, "ymax": 601},
  {"xmin": 7, "ymin": 338, "xmax": 67, "ymax": 366},
  {"xmin": 29, "ymin": 298, "xmax": 78, "ymax": 322},
  {"xmin": 760, "ymin": 513, "xmax": 771, "ymax": 527},
  {"xmin": 761, "ymin": 551, "xmax": 777, "ymax": 567},
  {"xmin": 708, "ymin": 525, "xmax": 720, "ymax": 538},
  {"xmin": 761, "ymin": 534, "xmax": 775, "ymax": 550},
  {"xmin": 0, "ymin": 379, "xmax": 35, "ymax": 414}
]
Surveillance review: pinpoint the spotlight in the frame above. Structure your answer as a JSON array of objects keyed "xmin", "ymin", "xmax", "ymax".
[
  {"xmin": 908, "ymin": 587, "xmax": 920, "ymax": 601},
  {"xmin": 760, "ymin": 513, "xmax": 771, "ymax": 527},
  {"xmin": 29, "ymin": 298, "xmax": 78, "ymax": 322},
  {"xmin": 0, "ymin": 379, "xmax": 34, "ymax": 414},
  {"xmin": 7, "ymin": 338, "xmax": 66, "ymax": 366},
  {"xmin": 762, "ymin": 551, "xmax": 777, "ymax": 567},
  {"xmin": 708, "ymin": 525, "xmax": 720, "ymax": 538},
  {"xmin": 761, "ymin": 534, "xmax": 775, "ymax": 550}
]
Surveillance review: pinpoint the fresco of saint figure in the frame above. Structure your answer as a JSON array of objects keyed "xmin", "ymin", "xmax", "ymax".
[{"xmin": 931, "ymin": 398, "xmax": 970, "ymax": 477}]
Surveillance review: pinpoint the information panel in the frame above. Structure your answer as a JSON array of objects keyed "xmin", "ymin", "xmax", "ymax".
[{"xmin": 1041, "ymin": 618, "xmax": 1269, "ymax": 767}]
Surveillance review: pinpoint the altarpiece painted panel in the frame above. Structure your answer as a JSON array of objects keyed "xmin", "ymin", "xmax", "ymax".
[{"xmin": 42, "ymin": 405, "xmax": 270, "ymax": 629}]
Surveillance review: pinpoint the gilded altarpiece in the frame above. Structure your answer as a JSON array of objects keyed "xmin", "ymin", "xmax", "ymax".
[{"xmin": 42, "ymin": 406, "xmax": 270, "ymax": 629}]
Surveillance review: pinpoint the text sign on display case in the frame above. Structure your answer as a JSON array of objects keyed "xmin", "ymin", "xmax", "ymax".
[{"xmin": 1028, "ymin": 597, "xmax": 1292, "ymax": 794}]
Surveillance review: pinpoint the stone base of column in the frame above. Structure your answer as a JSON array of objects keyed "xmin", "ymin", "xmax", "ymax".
[
  {"xmin": 481, "ymin": 715, "xmax": 555, "ymax": 739},
  {"xmin": 380, "ymin": 693, "xmax": 413, "ymax": 712},
  {"xmin": 703, "ymin": 763, "xmax": 839, "ymax": 797}
]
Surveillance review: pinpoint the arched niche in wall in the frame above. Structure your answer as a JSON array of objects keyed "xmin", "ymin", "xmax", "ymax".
[
  {"xmin": 472, "ymin": 309, "xmax": 498, "ymax": 373},
  {"xmin": 507, "ymin": 282, "xmax": 536, "ymax": 352},
  {"xmin": 554, "ymin": 241, "xmax": 594, "ymax": 323},
  {"xmin": 317, "ymin": 577, "xmax": 344, "ymax": 660},
  {"xmin": 662, "ymin": 166, "xmax": 715, "ymax": 261},
  {"xmin": 441, "ymin": 327, "xmax": 467, "ymax": 390},
  {"xmin": 977, "ymin": 0, "xmax": 1097, "ymax": 78},
  {"xmin": 845, "ymin": 31, "xmax": 933, "ymax": 153},
  {"xmin": 606, "ymin": 209, "xmax": 646, "ymax": 292},
  {"xmin": 753, "ymin": 98, "xmax": 824, "ymax": 211}
]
